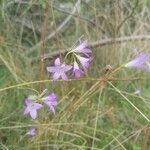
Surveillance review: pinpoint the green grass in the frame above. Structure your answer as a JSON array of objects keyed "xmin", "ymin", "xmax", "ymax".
[{"xmin": 0, "ymin": 0, "xmax": 150, "ymax": 149}]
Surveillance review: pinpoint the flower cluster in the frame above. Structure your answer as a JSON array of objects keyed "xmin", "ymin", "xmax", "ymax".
[
  {"xmin": 24, "ymin": 91, "xmax": 57, "ymax": 136},
  {"xmin": 25, "ymin": 40, "xmax": 92, "ymax": 136},
  {"xmin": 24, "ymin": 40, "xmax": 150, "ymax": 137},
  {"xmin": 47, "ymin": 40, "xmax": 93, "ymax": 80}
]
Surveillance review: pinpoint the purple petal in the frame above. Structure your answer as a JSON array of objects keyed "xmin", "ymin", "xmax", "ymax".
[
  {"xmin": 76, "ymin": 55, "xmax": 90, "ymax": 71},
  {"xmin": 55, "ymin": 58, "xmax": 61, "ymax": 66},
  {"xmin": 25, "ymin": 99, "xmax": 32, "ymax": 105},
  {"xmin": 44, "ymin": 93, "xmax": 58, "ymax": 105},
  {"xmin": 52, "ymin": 72, "xmax": 61, "ymax": 80},
  {"xmin": 33, "ymin": 103, "xmax": 43, "ymax": 110},
  {"xmin": 125, "ymin": 53, "xmax": 148, "ymax": 68},
  {"xmin": 44, "ymin": 93, "xmax": 58, "ymax": 114},
  {"xmin": 47, "ymin": 66, "xmax": 57, "ymax": 73},
  {"xmin": 24, "ymin": 107, "xmax": 30, "ymax": 115},
  {"xmin": 26, "ymin": 128, "xmax": 36, "ymax": 136},
  {"xmin": 62, "ymin": 65, "xmax": 72, "ymax": 72},
  {"xmin": 74, "ymin": 69, "xmax": 82, "ymax": 78},
  {"xmin": 44, "ymin": 99, "xmax": 57, "ymax": 107},
  {"xmin": 61, "ymin": 72, "xmax": 68, "ymax": 81},
  {"xmin": 76, "ymin": 40, "xmax": 87, "ymax": 50},
  {"xmin": 81, "ymin": 48, "xmax": 92, "ymax": 53},
  {"xmin": 30, "ymin": 109, "xmax": 37, "ymax": 119},
  {"xmin": 49, "ymin": 105, "xmax": 56, "ymax": 114},
  {"xmin": 73, "ymin": 61, "xmax": 83, "ymax": 78},
  {"xmin": 74, "ymin": 41, "xmax": 92, "ymax": 54}
]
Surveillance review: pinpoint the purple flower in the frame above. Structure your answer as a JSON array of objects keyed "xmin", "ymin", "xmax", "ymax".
[
  {"xmin": 76, "ymin": 55, "xmax": 91, "ymax": 71},
  {"xmin": 73, "ymin": 40, "xmax": 92, "ymax": 55},
  {"xmin": 26, "ymin": 128, "xmax": 36, "ymax": 136},
  {"xmin": 124, "ymin": 53, "xmax": 150, "ymax": 72},
  {"xmin": 73, "ymin": 61, "xmax": 83, "ymax": 78},
  {"xmin": 24, "ymin": 99, "xmax": 43, "ymax": 119},
  {"xmin": 47, "ymin": 58, "xmax": 72, "ymax": 81},
  {"xmin": 43, "ymin": 93, "xmax": 58, "ymax": 114}
]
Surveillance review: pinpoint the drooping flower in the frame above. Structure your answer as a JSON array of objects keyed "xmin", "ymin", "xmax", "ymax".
[
  {"xmin": 134, "ymin": 89, "xmax": 141, "ymax": 96},
  {"xmin": 124, "ymin": 53, "xmax": 150, "ymax": 72},
  {"xmin": 26, "ymin": 128, "xmax": 36, "ymax": 136},
  {"xmin": 24, "ymin": 99, "xmax": 43, "ymax": 119},
  {"xmin": 43, "ymin": 93, "xmax": 58, "ymax": 114},
  {"xmin": 47, "ymin": 58, "xmax": 72, "ymax": 81},
  {"xmin": 76, "ymin": 55, "xmax": 91, "ymax": 72},
  {"xmin": 73, "ymin": 40, "xmax": 92, "ymax": 56},
  {"xmin": 73, "ymin": 61, "xmax": 84, "ymax": 78}
]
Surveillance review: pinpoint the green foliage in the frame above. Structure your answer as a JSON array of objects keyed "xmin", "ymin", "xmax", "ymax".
[{"xmin": 0, "ymin": 0, "xmax": 150, "ymax": 149}]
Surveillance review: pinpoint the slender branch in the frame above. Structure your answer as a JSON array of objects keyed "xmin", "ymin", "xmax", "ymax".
[
  {"xmin": 109, "ymin": 82, "xmax": 150, "ymax": 122},
  {"xmin": 117, "ymin": 0, "xmax": 139, "ymax": 33},
  {"xmin": 0, "ymin": 77, "xmax": 145, "ymax": 93},
  {"xmin": 142, "ymin": 124, "xmax": 150, "ymax": 150},
  {"xmin": 14, "ymin": 18, "xmax": 41, "ymax": 33},
  {"xmin": 5, "ymin": 0, "xmax": 105, "ymax": 36},
  {"xmin": 43, "ymin": 35, "xmax": 150, "ymax": 59},
  {"xmin": 39, "ymin": 2, "xmax": 49, "ymax": 91},
  {"xmin": 28, "ymin": 0, "xmax": 81, "ymax": 54}
]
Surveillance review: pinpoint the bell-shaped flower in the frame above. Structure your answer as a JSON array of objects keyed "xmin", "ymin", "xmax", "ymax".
[
  {"xmin": 73, "ymin": 40, "xmax": 92, "ymax": 56},
  {"xmin": 73, "ymin": 61, "xmax": 83, "ymax": 78},
  {"xmin": 76, "ymin": 55, "xmax": 91, "ymax": 72},
  {"xmin": 47, "ymin": 58, "xmax": 72, "ymax": 81},
  {"xmin": 43, "ymin": 93, "xmax": 58, "ymax": 114},
  {"xmin": 124, "ymin": 53, "xmax": 150, "ymax": 72},
  {"xmin": 26, "ymin": 128, "xmax": 36, "ymax": 136},
  {"xmin": 24, "ymin": 99, "xmax": 43, "ymax": 119}
]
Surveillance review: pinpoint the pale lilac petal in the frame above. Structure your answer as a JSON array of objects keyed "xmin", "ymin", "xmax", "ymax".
[
  {"xmin": 73, "ymin": 40, "xmax": 92, "ymax": 54},
  {"xmin": 24, "ymin": 107, "xmax": 30, "ymax": 115},
  {"xmin": 44, "ymin": 95, "xmax": 58, "ymax": 106},
  {"xmin": 25, "ymin": 99, "xmax": 32, "ymax": 105},
  {"xmin": 63, "ymin": 65, "xmax": 72, "ymax": 71},
  {"xmin": 30, "ymin": 109, "xmax": 37, "ymax": 119},
  {"xmin": 33, "ymin": 103, "xmax": 43, "ymax": 110},
  {"xmin": 44, "ymin": 99, "xmax": 57, "ymax": 107},
  {"xmin": 52, "ymin": 72, "xmax": 61, "ymax": 80},
  {"xmin": 74, "ymin": 69, "xmax": 82, "ymax": 78},
  {"xmin": 76, "ymin": 56, "xmax": 90, "ymax": 71},
  {"xmin": 61, "ymin": 72, "xmax": 68, "ymax": 81},
  {"xmin": 73, "ymin": 61, "xmax": 83, "ymax": 78},
  {"xmin": 47, "ymin": 58, "xmax": 71, "ymax": 81},
  {"xmin": 47, "ymin": 67, "xmax": 57, "ymax": 73},
  {"xmin": 43, "ymin": 93, "xmax": 58, "ymax": 114},
  {"xmin": 51, "ymin": 100, "xmax": 57, "ymax": 106},
  {"xmin": 81, "ymin": 48, "xmax": 92, "ymax": 53},
  {"xmin": 125, "ymin": 54, "xmax": 148, "ymax": 68},
  {"xmin": 55, "ymin": 58, "xmax": 61, "ymax": 66},
  {"xmin": 49, "ymin": 105, "xmax": 55, "ymax": 114},
  {"xmin": 26, "ymin": 128, "xmax": 36, "ymax": 136},
  {"xmin": 76, "ymin": 41, "xmax": 87, "ymax": 51}
]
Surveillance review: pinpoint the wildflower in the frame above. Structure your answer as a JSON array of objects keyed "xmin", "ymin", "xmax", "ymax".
[
  {"xmin": 134, "ymin": 89, "xmax": 141, "ymax": 96},
  {"xmin": 26, "ymin": 128, "xmax": 36, "ymax": 136},
  {"xmin": 43, "ymin": 93, "xmax": 58, "ymax": 114},
  {"xmin": 73, "ymin": 40, "xmax": 92, "ymax": 55},
  {"xmin": 124, "ymin": 53, "xmax": 150, "ymax": 72},
  {"xmin": 24, "ymin": 99, "xmax": 43, "ymax": 119},
  {"xmin": 47, "ymin": 58, "xmax": 72, "ymax": 81},
  {"xmin": 73, "ymin": 61, "xmax": 83, "ymax": 78},
  {"xmin": 76, "ymin": 55, "xmax": 91, "ymax": 71}
]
